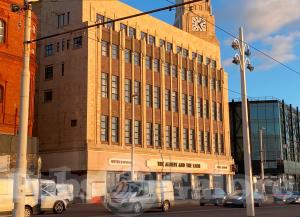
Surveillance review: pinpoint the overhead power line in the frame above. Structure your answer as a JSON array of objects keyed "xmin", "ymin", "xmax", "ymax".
[
  {"xmin": 164, "ymin": 0, "xmax": 300, "ymax": 77},
  {"xmin": 29, "ymin": 0, "xmax": 203, "ymax": 43}
]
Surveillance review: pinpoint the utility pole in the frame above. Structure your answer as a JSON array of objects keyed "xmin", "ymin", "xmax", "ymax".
[
  {"xmin": 12, "ymin": 1, "xmax": 32, "ymax": 217},
  {"xmin": 232, "ymin": 27, "xmax": 255, "ymax": 216},
  {"xmin": 131, "ymin": 94, "xmax": 137, "ymax": 181},
  {"xmin": 260, "ymin": 128, "xmax": 265, "ymax": 196}
]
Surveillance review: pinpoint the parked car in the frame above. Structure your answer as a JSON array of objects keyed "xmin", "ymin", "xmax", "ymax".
[
  {"xmin": 200, "ymin": 188, "xmax": 227, "ymax": 206},
  {"xmin": 273, "ymin": 190, "xmax": 293, "ymax": 203},
  {"xmin": 280, "ymin": 191, "xmax": 300, "ymax": 204},
  {"xmin": 56, "ymin": 183, "xmax": 74, "ymax": 203},
  {"xmin": 224, "ymin": 190, "xmax": 263, "ymax": 207},
  {"xmin": 106, "ymin": 180, "xmax": 174, "ymax": 214}
]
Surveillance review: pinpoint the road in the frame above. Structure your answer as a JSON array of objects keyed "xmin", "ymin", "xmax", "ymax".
[{"xmin": 34, "ymin": 202, "xmax": 300, "ymax": 217}]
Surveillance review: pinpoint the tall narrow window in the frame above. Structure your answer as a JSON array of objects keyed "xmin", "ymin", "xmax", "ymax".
[
  {"xmin": 153, "ymin": 58, "xmax": 160, "ymax": 72},
  {"xmin": 182, "ymin": 49, "xmax": 188, "ymax": 58},
  {"xmin": 73, "ymin": 36, "xmax": 82, "ymax": 49},
  {"xmin": 111, "ymin": 117, "xmax": 119, "ymax": 143},
  {"xmin": 188, "ymin": 95, "xmax": 194, "ymax": 115},
  {"xmin": 0, "ymin": 20, "xmax": 5, "ymax": 43},
  {"xmin": 112, "ymin": 44, "xmax": 119, "ymax": 59},
  {"xmin": 125, "ymin": 79, "xmax": 132, "ymax": 103},
  {"xmin": 134, "ymin": 120, "xmax": 142, "ymax": 145},
  {"xmin": 202, "ymin": 75, "xmax": 208, "ymax": 87},
  {"xmin": 172, "ymin": 127, "xmax": 179, "ymax": 149},
  {"xmin": 134, "ymin": 52, "xmax": 141, "ymax": 66},
  {"xmin": 204, "ymin": 132, "xmax": 210, "ymax": 153},
  {"xmin": 154, "ymin": 124, "xmax": 161, "ymax": 147},
  {"xmin": 106, "ymin": 18, "xmax": 115, "ymax": 29},
  {"xmin": 197, "ymin": 97, "xmax": 203, "ymax": 118},
  {"xmin": 198, "ymin": 55, "xmax": 203, "ymax": 64},
  {"xmin": 172, "ymin": 91, "xmax": 178, "ymax": 112},
  {"xmin": 120, "ymin": 23, "xmax": 127, "ymax": 33},
  {"xmin": 128, "ymin": 27, "xmax": 136, "ymax": 39},
  {"xmin": 134, "ymin": 81, "xmax": 141, "ymax": 104},
  {"xmin": 203, "ymin": 99, "xmax": 209, "ymax": 118},
  {"xmin": 101, "ymin": 115, "xmax": 109, "ymax": 142},
  {"xmin": 217, "ymin": 103, "xmax": 223, "ymax": 121},
  {"xmin": 45, "ymin": 44, "xmax": 54, "ymax": 57},
  {"xmin": 164, "ymin": 63, "xmax": 171, "ymax": 76},
  {"xmin": 159, "ymin": 39, "xmax": 165, "ymax": 48},
  {"xmin": 214, "ymin": 133, "xmax": 219, "ymax": 154},
  {"xmin": 198, "ymin": 74, "xmax": 202, "ymax": 85},
  {"xmin": 165, "ymin": 126, "xmax": 172, "ymax": 148},
  {"xmin": 220, "ymin": 134, "xmax": 224, "ymax": 154},
  {"xmin": 0, "ymin": 85, "xmax": 4, "ymax": 103},
  {"xmin": 154, "ymin": 86, "xmax": 161, "ymax": 109},
  {"xmin": 125, "ymin": 49, "xmax": 131, "ymax": 63},
  {"xmin": 199, "ymin": 131, "xmax": 204, "ymax": 152},
  {"xmin": 146, "ymin": 56, "xmax": 152, "ymax": 70},
  {"xmin": 146, "ymin": 84, "xmax": 152, "ymax": 107},
  {"xmin": 181, "ymin": 68, "xmax": 187, "ymax": 81},
  {"xmin": 172, "ymin": 65, "xmax": 178, "ymax": 78},
  {"xmin": 125, "ymin": 119, "xmax": 132, "ymax": 144},
  {"xmin": 211, "ymin": 78, "xmax": 216, "ymax": 90},
  {"xmin": 187, "ymin": 70, "xmax": 193, "ymax": 82},
  {"xmin": 190, "ymin": 129, "xmax": 195, "ymax": 151},
  {"xmin": 146, "ymin": 123, "xmax": 153, "ymax": 146},
  {"xmin": 166, "ymin": 42, "xmax": 173, "ymax": 52},
  {"xmin": 101, "ymin": 41, "xmax": 109, "ymax": 56},
  {"xmin": 101, "ymin": 72, "xmax": 109, "ymax": 98},
  {"xmin": 182, "ymin": 94, "xmax": 188, "ymax": 115},
  {"xmin": 141, "ymin": 32, "xmax": 148, "ymax": 42},
  {"xmin": 165, "ymin": 89, "xmax": 171, "ymax": 111},
  {"xmin": 111, "ymin": 75, "xmax": 119, "ymax": 100},
  {"xmin": 96, "ymin": 14, "xmax": 104, "ymax": 23},
  {"xmin": 149, "ymin": 35, "xmax": 155, "ymax": 45},
  {"xmin": 183, "ymin": 128, "xmax": 188, "ymax": 150},
  {"xmin": 45, "ymin": 65, "xmax": 53, "ymax": 80}
]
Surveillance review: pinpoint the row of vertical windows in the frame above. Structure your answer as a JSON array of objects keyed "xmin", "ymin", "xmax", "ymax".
[{"xmin": 45, "ymin": 36, "xmax": 82, "ymax": 57}]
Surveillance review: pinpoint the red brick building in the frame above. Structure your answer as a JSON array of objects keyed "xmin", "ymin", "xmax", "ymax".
[
  {"xmin": 0, "ymin": 0, "xmax": 38, "ymax": 175},
  {"xmin": 0, "ymin": 0, "xmax": 37, "ymax": 136}
]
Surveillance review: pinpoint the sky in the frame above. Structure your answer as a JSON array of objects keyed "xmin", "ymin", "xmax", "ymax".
[{"xmin": 121, "ymin": 0, "xmax": 300, "ymax": 107}]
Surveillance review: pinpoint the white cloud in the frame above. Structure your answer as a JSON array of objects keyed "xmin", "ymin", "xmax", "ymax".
[{"xmin": 222, "ymin": 58, "xmax": 233, "ymax": 68}]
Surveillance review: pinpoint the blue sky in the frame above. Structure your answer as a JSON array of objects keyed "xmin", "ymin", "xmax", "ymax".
[{"xmin": 121, "ymin": 0, "xmax": 300, "ymax": 106}]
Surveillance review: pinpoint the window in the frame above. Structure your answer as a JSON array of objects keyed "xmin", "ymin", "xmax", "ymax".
[
  {"xmin": 172, "ymin": 91, "xmax": 178, "ymax": 112},
  {"xmin": 187, "ymin": 70, "xmax": 193, "ymax": 82},
  {"xmin": 217, "ymin": 80, "xmax": 222, "ymax": 91},
  {"xmin": 62, "ymin": 39, "xmax": 65, "ymax": 51},
  {"xmin": 165, "ymin": 89, "xmax": 171, "ymax": 111},
  {"xmin": 153, "ymin": 58, "xmax": 160, "ymax": 72},
  {"xmin": 176, "ymin": 46, "xmax": 182, "ymax": 54},
  {"xmin": 182, "ymin": 48, "xmax": 188, "ymax": 58},
  {"xmin": 101, "ymin": 115, "xmax": 109, "ymax": 142},
  {"xmin": 0, "ymin": 20, "xmax": 5, "ymax": 43},
  {"xmin": 190, "ymin": 129, "xmax": 195, "ymax": 151},
  {"xmin": 44, "ymin": 90, "xmax": 53, "ymax": 103},
  {"xmin": 57, "ymin": 13, "xmax": 66, "ymax": 28},
  {"xmin": 164, "ymin": 63, "xmax": 171, "ymax": 76},
  {"xmin": 0, "ymin": 85, "xmax": 4, "ymax": 103},
  {"xmin": 141, "ymin": 32, "xmax": 148, "ymax": 42},
  {"xmin": 172, "ymin": 127, "xmax": 179, "ymax": 149},
  {"xmin": 101, "ymin": 72, "xmax": 109, "ymax": 98},
  {"xmin": 214, "ymin": 133, "xmax": 218, "ymax": 154},
  {"xmin": 125, "ymin": 79, "xmax": 131, "ymax": 103},
  {"xmin": 197, "ymin": 97, "xmax": 203, "ymax": 118},
  {"xmin": 166, "ymin": 42, "xmax": 173, "ymax": 52},
  {"xmin": 134, "ymin": 81, "xmax": 141, "ymax": 104},
  {"xmin": 56, "ymin": 42, "xmax": 60, "ymax": 52},
  {"xmin": 212, "ymin": 102, "xmax": 217, "ymax": 121},
  {"xmin": 146, "ymin": 56, "xmax": 152, "ymax": 70},
  {"xmin": 217, "ymin": 103, "xmax": 223, "ymax": 121},
  {"xmin": 211, "ymin": 78, "xmax": 216, "ymax": 90},
  {"xmin": 172, "ymin": 65, "xmax": 178, "ymax": 78},
  {"xmin": 134, "ymin": 52, "xmax": 141, "ymax": 66},
  {"xmin": 112, "ymin": 44, "xmax": 119, "ymax": 59},
  {"xmin": 220, "ymin": 134, "xmax": 224, "ymax": 154},
  {"xmin": 198, "ymin": 74, "xmax": 202, "ymax": 85},
  {"xmin": 101, "ymin": 40, "xmax": 109, "ymax": 56},
  {"xmin": 198, "ymin": 55, "xmax": 203, "ymax": 64},
  {"xmin": 202, "ymin": 75, "xmax": 208, "ymax": 87},
  {"xmin": 188, "ymin": 95, "xmax": 194, "ymax": 115},
  {"xmin": 183, "ymin": 128, "xmax": 188, "ymax": 150},
  {"xmin": 73, "ymin": 36, "xmax": 82, "ymax": 49},
  {"xmin": 106, "ymin": 18, "xmax": 115, "ymax": 29},
  {"xmin": 112, "ymin": 75, "xmax": 119, "ymax": 100},
  {"xmin": 45, "ymin": 44, "xmax": 54, "ymax": 57},
  {"xmin": 125, "ymin": 49, "xmax": 131, "ymax": 63},
  {"xmin": 146, "ymin": 84, "xmax": 152, "ymax": 107},
  {"xmin": 192, "ymin": 52, "xmax": 197, "ymax": 60},
  {"xmin": 149, "ymin": 35, "xmax": 155, "ymax": 45},
  {"xmin": 182, "ymin": 94, "xmax": 188, "ymax": 115},
  {"xmin": 206, "ymin": 57, "xmax": 211, "ymax": 65},
  {"xmin": 211, "ymin": 60, "xmax": 217, "ymax": 69},
  {"xmin": 181, "ymin": 68, "xmax": 187, "ymax": 81},
  {"xmin": 199, "ymin": 131, "xmax": 204, "ymax": 152},
  {"xmin": 134, "ymin": 120, "xmax": 142, "ymax": 145},
  {"xmin": 125, "ymin": 119, "xmax": 132, "ymax": 144},
  {"xmin": 204, "ymin": 132, "xmax": 210, "ymax": 152},
  {"xmin": 129, "ymin": 27, "xmax": 136, "ymax": 38},
  {"xmin": 154, "ymin": 124, "xmax": 161, "ymax": 147},
  {"xmin": 146, "ymin": 123, "xmax": 153, "ymax": 146},
  {"xmin": 165, "ymin": 126, "xmax": 172, "ymax": 148},
  {"xmin": 45, "ymin": 65, "xmax": 53, "ymax": 80},
  {"xmin": 96, "ymin": 14, "xmax": 104, "ymax": 23},
  {"xmin": 154, "ymin": 86, "xmax": 161, "ymax": 109},
  {"xmin": 71, "ymin": 120, "xmax": 77, "ymax": 127},
  {"xmin": 120, "ymin": 23, "xmax": 127, "ymax": 33},
  {"xmin": 112, "ymin": 117, "xmax": 119, "ymax": 143},
  {"xmin": 203, "ymin": 100, "xmax": 209, "ymax": 118},
  {"xmin": 159, "ymin": 39, "xmax": 165, "ymax": 47}
]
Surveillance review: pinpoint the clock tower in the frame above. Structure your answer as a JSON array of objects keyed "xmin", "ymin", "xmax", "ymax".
[{"xmin": 174, "ymin": 0, "xmax": 218, "ymax": 44}]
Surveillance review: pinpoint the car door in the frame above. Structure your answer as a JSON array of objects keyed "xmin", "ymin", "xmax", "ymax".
[{"xmin": 41, "ymin": 189, "xmax": 56, "ymax": 210}]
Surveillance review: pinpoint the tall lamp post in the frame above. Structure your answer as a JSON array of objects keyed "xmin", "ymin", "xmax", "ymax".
[
  {"xmin": 259, "ymin": 128, "xmax": 266, "ymax": 196},
  {"xmin": 232, "ymin": 27, "xmax": 255, "ymax": 217},
  {"xmin": 131, "ymin": 94, "xmax": 137, "ymax": 181}
]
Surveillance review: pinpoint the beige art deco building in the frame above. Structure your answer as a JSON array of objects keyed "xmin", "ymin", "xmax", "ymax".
[{"xmin": 34, "ymin": 0, "xmax": 234, "ymax": 201}]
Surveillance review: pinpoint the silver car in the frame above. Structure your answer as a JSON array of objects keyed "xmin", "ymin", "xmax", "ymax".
[
  {"xmin": 224, "ymin": 191, "xmax": 263, "ymax": 207},
  {"xmin": 200, "ymin": 188, "xmax": 227, "ymax": 206}
]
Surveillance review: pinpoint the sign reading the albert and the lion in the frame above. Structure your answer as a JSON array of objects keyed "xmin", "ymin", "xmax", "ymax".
[{"xmin": 146, "ymin": 159, "xmax": 208, "ymax": 172}]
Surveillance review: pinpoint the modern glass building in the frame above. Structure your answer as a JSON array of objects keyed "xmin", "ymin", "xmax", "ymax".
[{"xmin": 230, "ymin": 98, "xmax": 300, "ymax": 191}]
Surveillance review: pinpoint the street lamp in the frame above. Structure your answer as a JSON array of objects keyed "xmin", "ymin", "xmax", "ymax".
[
  {"xmin": 231, "ymin": 27, "xmax": 255, "ymax": 217},
  {"xmin": 131, "ymin": 93, "xmax": 137, "ymax": 181}
]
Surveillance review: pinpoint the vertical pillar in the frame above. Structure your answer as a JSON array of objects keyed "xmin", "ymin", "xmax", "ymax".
[
  {"xmin": 209, "ymin": 174, "xmax": 214, "ymax": 189},
  {"xmin": 226, "ymin": 174, "xmax": 233, "ymax": 193}
]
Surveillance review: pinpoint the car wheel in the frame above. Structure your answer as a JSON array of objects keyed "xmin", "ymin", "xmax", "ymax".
[
  {"xmin": 133, "ymin": 202, "xmax": 142, "ymax": 214},
  {"xmin": 200, "ymin": 203, "xmax": 205, "ymax": 206},
  {"xmin": 162, "ymin": 200, "xmax": 170, "ymax": 212},
  {"xmin": 53, "ymin": 201, "xmax": 65, "ymax": 214},
  {"xmin": 24, "ymin": 206, "xmax": 32, "ymax": 217}
]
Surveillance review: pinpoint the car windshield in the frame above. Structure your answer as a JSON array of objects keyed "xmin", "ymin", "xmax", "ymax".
[
  {"xmin": 230, "ymin": 191, "xmax": 243, "ymax": 197},
  {"xmin": 112, "ymin": 182, "xmax": 142, "ymax": 194}
]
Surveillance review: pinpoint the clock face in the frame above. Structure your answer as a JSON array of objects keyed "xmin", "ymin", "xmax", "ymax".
[{"xmin": 192, "ymin": 17, "xmax": 207, "ymax": 32}]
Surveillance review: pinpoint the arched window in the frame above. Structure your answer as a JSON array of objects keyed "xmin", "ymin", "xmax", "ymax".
[
  {"xmin": 0, "ymin": 20, "xmax": 5, "ymax": 43},
  {"xmin": 0, "ymin": 85, "xmax": 4, "ymax": 103}
]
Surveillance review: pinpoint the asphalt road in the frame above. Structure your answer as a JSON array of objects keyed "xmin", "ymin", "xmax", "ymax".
[{"xmin": 33, "ymin": 202, "xmax": 300, "ymax": 217}]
